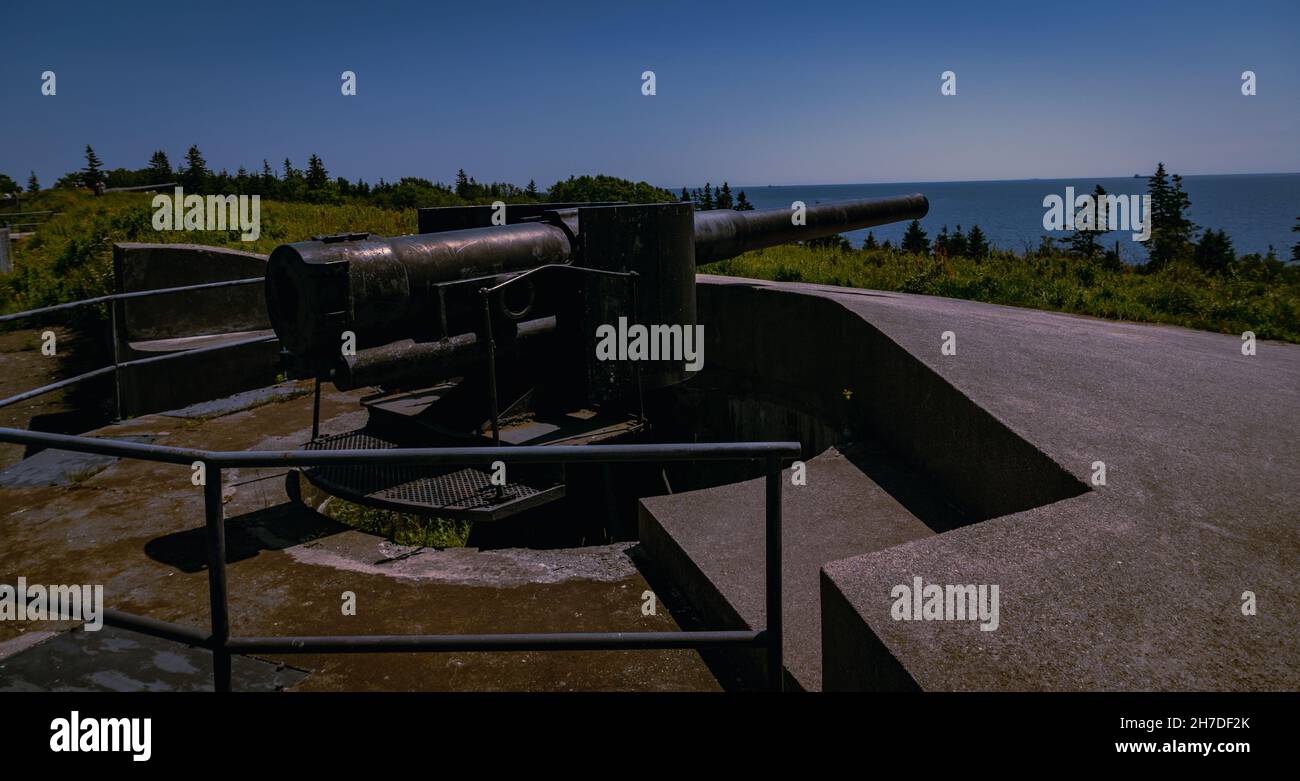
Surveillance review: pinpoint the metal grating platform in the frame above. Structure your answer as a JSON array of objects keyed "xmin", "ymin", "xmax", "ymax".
[{"xmin": 301, "ymin": 429, "xmax": 565, "ymax": 521}]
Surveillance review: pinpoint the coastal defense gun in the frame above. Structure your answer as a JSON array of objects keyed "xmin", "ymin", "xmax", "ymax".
[{"xmin": 267, "ymin": 195, "xmax": 927, "ymax": 521}]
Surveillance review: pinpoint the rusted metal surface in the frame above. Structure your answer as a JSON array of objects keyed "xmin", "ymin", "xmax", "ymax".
[
  {"xmin": 264, "ymin": 195, "xmax": 929, "ymax": 370},
  {"xmin": 264, "ymin": 223, "xmax": 572, "ymax": 361}
]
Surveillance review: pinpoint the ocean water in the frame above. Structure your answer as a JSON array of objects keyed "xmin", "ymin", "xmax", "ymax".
[{"xmin": 701, "ymin": 173, "xmax": 1300, "ymax": 263}]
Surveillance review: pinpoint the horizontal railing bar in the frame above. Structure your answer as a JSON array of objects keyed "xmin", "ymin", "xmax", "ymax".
[
  {"xmin": 0, "ymin": 427, "xmax": 210, "ymax": 464},
  {"xmin": 96, "ymin": 609, "xmax": 763, "ymax": 654},
  {"xmin": 103, "ymin": 183, "xmax": 178, "ymax": 193},
  {"xmin": 0, "ymin": 365, "xmax": 117, "ymax": 409},
  {"xmin": 114, "ymin": 334, "xmax": 278, "ymax": 371},
  {"xmin": 0, "ymin": 334, "xmax": 278, "ymax": 410},
  {"xmin": 227, "ymin": 630, "xmax": 765, "ymax": 653},
  {"xmin": 103, "ymin": 609, "xmax": 212, "ymax": 647},
  {"xmin": 0, "ymin": 277, "xmax": 264, "ymax": 323},
  {"xmin": 204, "ymin": 442, "xmax": 801, "ymax": 467},
  {"xmin": 0, "ymin": 427, "xmax": 801, "ymax": 466}
]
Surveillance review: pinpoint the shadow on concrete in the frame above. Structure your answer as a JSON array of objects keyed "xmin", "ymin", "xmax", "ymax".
[
  {"xmin": 687, "ymin": 281, "xmax": 1091, "ymax": 526},
  {"xmin": 145, "ymin": 501, "xmax": 349, "ymax": 573},
  {"xmin": 0, "ymin": 325, "xmax": 116, "ymax": 457},
  {"xmin": 835, "ymin": 440, "xmax": 973, "ymax": 533},
  {"xmin": 626, "ymin": 542, "xmax": 755, "ymax": 692},
  {"xmin": 638, "ymin": 279, "xmax": 1096, "ymax": 691},
  {"xmin": 19, "ymin": 409, "xmax": 114, "ymax": 458}
]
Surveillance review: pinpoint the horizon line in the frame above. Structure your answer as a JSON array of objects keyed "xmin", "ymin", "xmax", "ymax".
[{"xmin": 680, "ymin": 170, "xmax": 1300, "ymax": 191}]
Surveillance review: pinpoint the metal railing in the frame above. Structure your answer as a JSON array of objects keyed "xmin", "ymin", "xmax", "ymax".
[
  {"xmin": 0, "ymin": 210, "xmax": 60, "ymax": 236},
  {"xmin": 1, "ymin": 275, "xmax": 796, "ymax": 690},
  {"xmin": 0, "ymin": 426, "xmax": 796, "ymax": 691},
  {"xmin": 0, "ymin": 276, "xmax": 266, "ymax": 416}
]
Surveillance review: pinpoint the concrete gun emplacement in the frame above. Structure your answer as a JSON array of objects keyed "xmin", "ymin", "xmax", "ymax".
[
  {"xmin": 264, "ymin": 195, "xmax": 927, "ymax": 519},
  {"xmin": 265, "ymin": 195, "xmax": 928, "ymax": 393}
]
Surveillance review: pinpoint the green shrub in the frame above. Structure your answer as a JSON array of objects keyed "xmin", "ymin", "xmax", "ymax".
[{"xmin": 708, "ymin": 244, "xmax": 1300, "ymax": 343}]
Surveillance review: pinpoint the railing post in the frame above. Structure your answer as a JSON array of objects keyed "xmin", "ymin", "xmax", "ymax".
[
  {"xmin": 203, "ymin": 462, "xmax": 232, "ymax": 692},
  {"xmin": 765, "ymin": 454, "xmax": 784, "ymax": 692},
  {"xmin": 0, "ymin": 431, "xmax": 798, "ymax": 690},
  {"xmin": 110, "ymin": 301, "xmax": 122, "ymax": 422},
  {"xmin": 311, "ymin": 377, "xmax": 321, "ymax": 440}
]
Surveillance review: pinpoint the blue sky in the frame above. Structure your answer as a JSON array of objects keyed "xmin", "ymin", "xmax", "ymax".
[{"xmin": 2, "ymin": 0, "xmax": 1297, "ymax": 189}]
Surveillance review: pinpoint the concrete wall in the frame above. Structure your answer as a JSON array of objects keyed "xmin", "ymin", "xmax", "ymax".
[
  {"xmin": 112, "ymin": 243, "xmax": 282, "ymax": 417},
  {"xmin": 114, "ymin": 243, "xmax": 271, "ymax": 339},
  {"xmin": 639, "ymin": 278, "xmax": 1091, "ymax": 690},
  {"xmin": 692, "ymin": 278, "xmax": 1086, "ymax": 521}
]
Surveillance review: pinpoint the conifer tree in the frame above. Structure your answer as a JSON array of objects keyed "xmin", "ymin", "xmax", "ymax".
[
  {"xmin": 901, "ymin": 220, "xmax": 929, "ymax": 255},
  {"xmin": 717, "ymin": 182, "xmax": 733, "ymax": 210},
  {"xmin": 181, "ymin": 145, "xmax": 208, "ymax": 191},
  {"xmin": 1147, "ymin": 163, "xmax": 1196, "ymax": 270},
  {"xmin": 934, "ymin": 225, "xmax": 950, "ymax": 256},
  {"xmin": 1069, "ymin": 185, "xmax": 1110, "ymax": 259},
  {"xmin": 1193, "ymin": 229, "xmax": 1235, "ymax": 274},
  {"xmin": 146, "ymin": 150, "xmax": 172, "ymax": 182},
  {"xmin": 305, "ymin": 154, "xmax": 329, "ymax": 190},
  {"xmin": 82, "ymin": 145, "xmax": 105, "ymax": 191},
  {"xmin": 948, "ymin": 224, "xmax": 969, "ymax": 257},
  {"xmin": 966, "ymin": 225, "xmax": 990, "ymax": 259}
]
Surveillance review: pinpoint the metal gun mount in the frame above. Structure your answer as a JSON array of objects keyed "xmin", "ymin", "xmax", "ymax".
[{"xmin": 267, "ymin": 195, "xmax": 928, "ymax": 521}]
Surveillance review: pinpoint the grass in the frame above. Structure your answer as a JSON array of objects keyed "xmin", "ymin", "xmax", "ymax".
[
  {"xmin": 1, "ymin": 189, "xmax": 416, "ymax": 322},
  {"xmin": 707, "ymin": 244, "xmax": 1300, "ymax": 343},
  {"xmin": 326, "ymin": 497, "xmax": 473, "ymax": 548}
]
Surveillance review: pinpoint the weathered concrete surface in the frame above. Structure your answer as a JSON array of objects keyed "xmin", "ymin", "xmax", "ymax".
[
  {"xmin": 284, "ymin": 538, "xmax": 642, "ymax": 587},
  {"xmin": 160, "ymin": 381, "xmax": 311, "ymax": 419},
  {"xmin": 0, "ymin": 435, "xmax": 157, "ymax": 487},
  {"xmin": 641, "ymin": 446, "xmax": 934, "ymax": 691},
  {"xmin": 0, "ymin": 384, "xmax": 719, "ymax": 691},
  {"xmin": 0, "ymin": 625, "xmax": 307, "ymax": 692},
  {"xmin": 0, "ymin": 327, "xmax": 113, "ymax": 471},
  {"xmin": 722, "ymin": 275, "xmax": 1299, "ymax": 691},
  {"xmin": 642, "ymin": 275, "xmax": 1082, "ymax": 690},
  {"xmin": 644, "ymin": 275, "xmax": 1300, "ymax": 691},
  {"xmin": 112, "ymin": 243, "xmax": 281, "ymax": 417}
]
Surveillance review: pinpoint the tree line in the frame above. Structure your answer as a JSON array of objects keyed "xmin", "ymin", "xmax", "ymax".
[
  {"xmin": 10, "ymin": 146, "xmax": 777, "ymax": 216},
  {"xmin": 6, "ymin": 152, "xmax": 1298, "ymax": 267},
  {"xmin": 11, "ymin": 145, "xmax": 686, "ymax": 210},
  {"xmin": 680, "ymin": 182, "xmax": 754, "ymax": 211},
  {"xmin": 7, "ymin": 146, "xmax": 770, "ymax": 218}
]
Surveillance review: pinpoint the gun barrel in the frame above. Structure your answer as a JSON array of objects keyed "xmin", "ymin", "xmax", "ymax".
[
  {"xmin": 266, "ymin": 223, "xmax": 571, "ymax": 358},
  {"xmin": 332, "ymin": 316, "xmax": 557, "ymax": 391},
  {"xmin": 692, "ymin": 193, "xmax": 929, "ymax": 264},
  {"xmin": 265, "ymin": 194, "xmax": 927, "ymax": 366}
]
